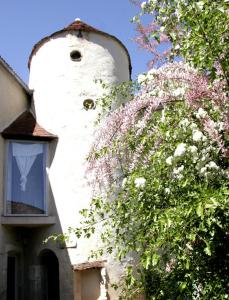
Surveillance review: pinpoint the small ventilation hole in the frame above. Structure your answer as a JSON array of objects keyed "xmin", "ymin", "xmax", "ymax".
[
  {"xmin": 83, "ymin": 99, "xmax": 95, "ymax": 110},
  {"xmin": 70, "ymin": 50, "xmax": 82, "ymax": 61}
]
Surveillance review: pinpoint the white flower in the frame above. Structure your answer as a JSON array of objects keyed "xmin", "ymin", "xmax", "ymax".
[
  {"xmin": 172, "ymin": 87, "xmax": 185, "ymax": 97},
  {"xmin": 179, "ymin": 118, "xmax": 189, "ymax": 127},
  {"xmin": 173, "ymin": 165, "xmax": 184, "ymax": 174},
  {"xmin": 207, "ymin": 161, "xmax": 219, "ymax": 170},
  {"xmin": 166, "ymin": 156, "xmax": 173, "ymax": 165},
  {"xmin": 174, "ymin": 143, "xmax": 186, "ymax": 157},
  {"xmin": 196, "ymin": 108, "xmax": 207, "ymax": 119},
  {"xmin": 176, "ymin": 174, "xmax": 184, "ymax": 180},
  {"xmin": 141, "ymin": 1, "xmax": 147, "ymax": 9},
  {"xmin": 134, "ymin": 177, "xmax": 146, "ymax": 188},
  {"xmin": 137, "ymin": 73, "xmax": 146, "ymax": 84},
  {"xmin": 158, "ymin": 90, "xmax": 165, "ymax": 97},
  {"xmin": 193, "ymin": 130, "xmax": 204, "ymax": 142},
  {"xmin": 189, "ymin": 145, "xmax": 198, "ymax": 153},
  {"xmin": 201, "ymin": 155, "xmax": 207, "ymax": 161},
  {"xmin": 135, "ymin": 120, "xmax": 145, "ymax": 129},
  {"xmin": 217, "ymin": 122, "xmax": 224, "ymax": 131},
  {"xmin": 178, "ymin": 165, "xmax": 184, "ymax": 172},
  {"xmin": 165, "ymin": 188, "xmax": 170, "ymax": 194},
  {"xmin": 193, "ymin": 155, "xmax": 198, "ymax": 163},
  {"xmin": 166, "ymin": 132, "xmax": 170, "ymax": 138},
  {"xmin": 203, "ymin": 146, "xmax": 213, "ymax": 153},
  {"xmin": 202, "ymin": 135, "xmax": 207, "ymax": 142},
  {"xmin": 174, "ymin": 44, "xmax": 180, "ymax": 50},
  {"xmin": 200, "ymin": 167, "xmax": 207, "ymax": 174},
  {"xmin": 173, "ymin": 165, "xmax": 184, "ymax": 179},
  {"xmin": 147, "ymin": 68, "xmax": 157, "ymax": 79},
  {"xmin": 175, "ymin": 9, "xmax": 181, "ymax": 19},
  {"xmin": 160, "ymin": 26, "xmax": 165, "ymax": 32},
  {"xmin": 190, "ymin": 123, "xmax": 198, "ymax": 130}
]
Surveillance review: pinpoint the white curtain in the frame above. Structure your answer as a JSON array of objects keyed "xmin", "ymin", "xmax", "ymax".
[{"xmin": 12, "ymin": 143, "xmax": 43, "ymax": 191}]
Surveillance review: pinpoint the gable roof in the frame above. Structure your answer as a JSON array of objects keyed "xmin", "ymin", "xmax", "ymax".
[
  {"xmin": 1, "ymin": 111, "xmax": 57, "ymax": 141},
  {"xmin": 0, "ymin": 56, "xmax": 31, "ymax": 95},
  {"xmin": 28, "ymin": 19, "xmax": 132, "ymax": 76}
]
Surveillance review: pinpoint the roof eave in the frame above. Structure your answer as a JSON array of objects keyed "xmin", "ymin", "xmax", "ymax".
[
  {"xmin": 1, "ymin": 111, "xmax": 58, "ymax": 141},
  {"xmin": 0, "ymin": 56, "xmax": 32, "ymax": 95},
  {"xmin": 28, "ymin": 21, "xmax": 132, "ymax": 78}
]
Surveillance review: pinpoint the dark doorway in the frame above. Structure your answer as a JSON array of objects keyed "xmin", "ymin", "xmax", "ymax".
[
  {"xmin": 39, "ymin": 250, "xmax": 60, "ymax": 300},
  {"xmin": 7, "ymin": 256, "xmax": 16, "ymax": 300}
]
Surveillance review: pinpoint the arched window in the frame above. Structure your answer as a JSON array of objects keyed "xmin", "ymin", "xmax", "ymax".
[{"xmin": 39, "ymin": 249, "xmax": 60, "ymax": 300}]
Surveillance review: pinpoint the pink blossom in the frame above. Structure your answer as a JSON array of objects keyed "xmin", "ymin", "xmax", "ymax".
[{"xmin": 87, "ymin": 62, "xmax": 228, "ymax": 191}]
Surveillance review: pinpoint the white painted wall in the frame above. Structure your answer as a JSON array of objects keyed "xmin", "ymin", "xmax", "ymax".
[{"xmin": 29, "ymin": 30, "xmax": 130, "ymax": 298}]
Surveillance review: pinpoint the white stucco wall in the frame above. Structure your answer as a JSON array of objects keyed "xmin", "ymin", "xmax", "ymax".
[{"xmin": 29, "ymin": 30, "xmax": 131, "ymax": 298}]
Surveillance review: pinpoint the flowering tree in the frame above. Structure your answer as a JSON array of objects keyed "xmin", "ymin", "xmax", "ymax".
[
  {"xmin": 74, "ymin": 1, "xmax": 229, "ymax": 299},
  {"xmin": 133, "ymin": 0, "xmax": 228, "ymax": 85},
  {"xmin": 79, "ymin": 62, "xmax": 228, "ymax": 298}
]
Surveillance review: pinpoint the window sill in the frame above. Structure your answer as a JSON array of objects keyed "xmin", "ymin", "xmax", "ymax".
[{"xmin": 0, "ymin": 216, "xmax": 56, "ymax": 227}]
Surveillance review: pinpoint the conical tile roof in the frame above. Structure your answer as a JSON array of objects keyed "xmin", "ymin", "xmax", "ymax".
[{"xmin": 28, "ymin": 19, "xmax": 132, "ymax": 76}]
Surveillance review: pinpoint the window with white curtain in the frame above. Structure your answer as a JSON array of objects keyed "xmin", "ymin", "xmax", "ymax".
[{"xmin": 6, "ymin": 141, "xmax": 47, "ymax": 215}]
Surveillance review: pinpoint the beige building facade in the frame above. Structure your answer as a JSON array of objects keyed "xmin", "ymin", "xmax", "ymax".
[{"xmin": 0, "ymin": 20, "xmax": 131, "ymax": 300}]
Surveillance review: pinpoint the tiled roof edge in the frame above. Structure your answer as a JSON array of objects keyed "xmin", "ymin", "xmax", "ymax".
[
  {"xmin": 28, "ymin": 20, "xmax": 132, "ymax": 78},
  {"xmin": 1, "ymin": 111, "xmax": 58, "ymax": 140},
  {"xmin": 72, "ymin": 260, "xmax": 107, "ymax": 271},
  {"xmin": 0, "ymin": 56, "xmax": 32, "ymax": 95}
]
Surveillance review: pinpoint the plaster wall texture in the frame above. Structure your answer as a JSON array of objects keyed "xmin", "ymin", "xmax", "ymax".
[
  {"xmin": 0, "ymin": 64, "xmax": 28, "ymax": 224},
  {"xmin": 29, "ymin": 31, "xmax": 131, "ymax": 298},
  {"xmin": 0, "ymin": 63, "xmax": 28, "ymax": 130},
  {"xmin": 0, "ymin": 64, "xmax": 29, "ymax": 299}
]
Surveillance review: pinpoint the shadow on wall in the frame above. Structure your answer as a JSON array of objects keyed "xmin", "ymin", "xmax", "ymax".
[{"xmin": 3, "ymin": 138, "xmax": 74, "ymax": 300}]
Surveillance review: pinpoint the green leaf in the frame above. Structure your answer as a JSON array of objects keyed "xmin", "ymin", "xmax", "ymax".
[
  {"xmin": 143, "ymin": 254, "xmax": 151, "ymax": 270},
  {"xmin": 196, "ymin": 203, "xmax": 204, "ymax": 218},
  {"xmin": 152, "ymin": 253, "xmax": 159, "ymax": 266},
  {"xmin": 204, "ymin": 241, "xmax": 212, "ymax": 256},
  {"xmin": 185, "ymin": 259, "xmax": 190, "ymax": 270},
  {"xmin": 179, "ymin": 281, "xmax": 187, "ymax": 291}
]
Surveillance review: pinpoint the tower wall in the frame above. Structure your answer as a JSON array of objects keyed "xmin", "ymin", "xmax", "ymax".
[{"xmin": 28, "ymin": 30, "xmax": 131, "ymax": 299}]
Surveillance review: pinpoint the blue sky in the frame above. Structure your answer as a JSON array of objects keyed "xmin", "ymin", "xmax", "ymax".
[{"xmin": 0, "ymin": 0, "xmax": 152, "ymax": 84}]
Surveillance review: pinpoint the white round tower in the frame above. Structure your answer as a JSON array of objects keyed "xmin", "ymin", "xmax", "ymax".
[{"xmin": 28, "ymin": 19, "xmax": 132, "ymax": 299}]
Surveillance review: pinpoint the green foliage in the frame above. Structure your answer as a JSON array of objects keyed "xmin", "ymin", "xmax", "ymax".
[
  {"xmin": 94, "ymin": 79, "xmax": 138, "ymax": 124},
  {"xmin": 78, "ymin": 100, "xmax": 229, "ymax": 299}
]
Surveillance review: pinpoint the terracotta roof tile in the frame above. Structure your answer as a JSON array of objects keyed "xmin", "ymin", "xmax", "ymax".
[
  {"xmin": 72, "ymin": 260, "xmax": 107, "ymax": 271},
  {"xmin": 1, "ymin": 111, "xmax": 57, "ymax": 140},
  {"xmin": 28, "ymin": 20, "xmax": 132, "ymax": 77},
  {"xmin": 64, "ymin": 20, "xmax": 99, "ymax": 32}
]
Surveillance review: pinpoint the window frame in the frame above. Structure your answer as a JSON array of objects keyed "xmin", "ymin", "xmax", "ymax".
[{"xmin": 4, "ymin": 140, "xmax": 49, "ymax": 217}]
